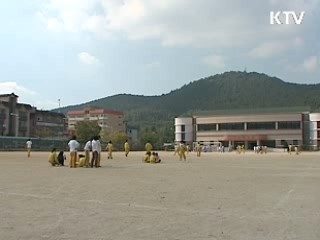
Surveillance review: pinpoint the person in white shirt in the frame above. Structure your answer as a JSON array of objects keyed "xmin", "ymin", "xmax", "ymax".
[
  {"xmin": 68, "ymin": 136, "xmax": 80, "ymax": 168},
  {"xmin": 84, "ymin": 139, "xmax": 92, "ymax": 168},
  {"xmin": 26, "ymin": 139, "xmax": 32, "ymax": 157},
  {"xmin": 97, "ymin": 136, "xmax": 102, "ymax": 167},
  {"xmin": 91, "ymin": 136, "xmax": 99, "ymax": 168}
]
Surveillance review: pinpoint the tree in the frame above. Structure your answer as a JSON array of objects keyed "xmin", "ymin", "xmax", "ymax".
[
  {"xmin": 140, "ymin": 128, "xmax": 158, "ymax": 149},
  {"xmin": 35, "ymin": 127, "xmax": 55, "ymax": 138},
  {"xmin": 108, "ymin": 131, "xmax": 128, "ymax": 150},
  {"xmin": 75, "ymin": 120, "xmax": 101, "ymax": 143}
]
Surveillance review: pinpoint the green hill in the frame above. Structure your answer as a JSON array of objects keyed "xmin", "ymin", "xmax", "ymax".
[{"xmin": 56, "ymin": 71, "xmax": 320, "ymax": 146}]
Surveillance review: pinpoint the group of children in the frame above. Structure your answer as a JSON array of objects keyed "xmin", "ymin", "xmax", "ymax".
[
  {"xmin": 48, "ymin": 148, "xmax": 66, "ymax": 166},
  {"xmin": 143, "ymin": 142, "xmax": 162, "ymax": 163},
  {"xmin": 287, "ymin": 144, "xmax": 300, "ymax": 155},
  {"xmin": 143, "ymin": 151, "xmax": 161, "ymax": 163},
  {"xmin": 174, "ymin": 142, "xmax": 202, "ymax": 160},
  {"xmin": 254, "ymin": 145, "xmax": 268, "ymax": 154},
  {"xmin": 48, "ymin": 136, "xmax": 131, "ymax": 168}
]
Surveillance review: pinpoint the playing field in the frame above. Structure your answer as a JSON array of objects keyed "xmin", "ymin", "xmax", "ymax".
[{"xmin": 1, "ymin": 151, "xmax": 320, "ymax": 240}]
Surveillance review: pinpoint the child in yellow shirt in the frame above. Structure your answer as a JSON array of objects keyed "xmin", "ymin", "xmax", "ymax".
[{"xmin": 48, "ymin": 148, "xmax": 59, "ymax": 166}]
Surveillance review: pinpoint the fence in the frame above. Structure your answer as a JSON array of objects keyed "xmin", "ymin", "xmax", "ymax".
[{"xmin": 0, "ymin": 137, "xmax": 68, "ymax": 151}]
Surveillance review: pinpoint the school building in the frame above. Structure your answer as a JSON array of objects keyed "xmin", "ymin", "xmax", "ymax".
[
  {"xmin": 67, "ymin": 108, "xmax": 125, "ymax": 135},
  {"xmin": 175, "ymin": 108, "xmax": 320, "ymax": 150},
  {"xmin": 0, "ymin": 93, "xmax": 66, "ymax": 138}
]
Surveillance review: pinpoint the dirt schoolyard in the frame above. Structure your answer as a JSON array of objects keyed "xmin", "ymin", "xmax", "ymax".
[{"xmin": 1, "ymin": 151, "xmax": 320, "ymax": 240}]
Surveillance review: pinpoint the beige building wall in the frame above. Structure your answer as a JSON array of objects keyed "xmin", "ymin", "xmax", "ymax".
[
  {"xmin": 195, "ymin": 113, "xmax": 302, "ymax": 124},
  {"xmin": 195, "ymin": 113, "xmax": 303, "ymax": 147},
  {"xmin": 67, "ymin": 109, "xmax": 125, "ymax": 135}
]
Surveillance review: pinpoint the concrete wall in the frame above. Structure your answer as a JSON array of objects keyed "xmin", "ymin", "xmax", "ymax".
[{"xmin": 175, "ymin": 117, "xmax": 194, "ymax": 143}]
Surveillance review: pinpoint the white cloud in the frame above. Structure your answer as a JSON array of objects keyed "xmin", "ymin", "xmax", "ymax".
[
  {"xmin": 47, "ymin": 17, "xmax": 63, "ymax": 32},
  {"xmin": 303, "ymin": 56, "xmax": 319, "ymax": 72},
  {"xmin": 38, "ymin": 0, "xmax": 320, "ymax": 49},
  {"xmin": 287, "ymin": 55, "xmax": 320, "ymax": 73},
  {"xmin": 249, "ymin": 37, "xmax": 304, "ymax": 58},
  {"xmin": 0, "ymin": 82, "xmax": 62, "ymax": 110},
  {"xmin": 249, "ymin": 41, "xmax": 289, "ymax": 58},
  {"xmin": 145, "ymin": 61, "xmax": 160, "ymax": 69},
  {"xmin": 78, "ymin": 52, "xmax": 100, "ymax": 65},
  {"xmin": 34, "ymin": 99, "xmax": 61, "ymax": 110},
  {"xmin": 0, "ymin": 82, "xmax": 36, "ymax": 97},
  {"xmin": 203, "ymin": 55, "xmax": 227, "ymax": 69}
]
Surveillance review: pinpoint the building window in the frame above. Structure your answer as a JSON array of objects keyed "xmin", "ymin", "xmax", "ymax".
[
  {"xmin": 278, "ymin": 121, "xmax": 301, "ymax": 129},
  {"xmin": 247, "ymin": 122, "xmax": 275, "ymax": 130},
  {"xmin": 181, "ymin": 125, "xmax": 185, "ymax": 132},
  {"xmin": 197, "ymin": 124, "xmax": 216, "ymax": 132},
  {"xmin": 219, "ymin": 123, "xmax": 244, "ymax": 131},
  {"xmin": 181, "ymin": 133, "xmax": 185, "ymax": 141},
  {"xmin": 261, "ymin": 140, "xmax": 276, "ymax": 148}
]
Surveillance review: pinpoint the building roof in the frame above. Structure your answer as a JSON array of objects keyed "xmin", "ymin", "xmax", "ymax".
[
  {"xmin": 19, "ymin": 103, "xmax": 33, "ymax": 110},
  {"xmin": 0, "ymin": 100, "xmax": 33, "ymax": 109},
  {"xmin": 0, "ymin": 93, "xmax": 19, "ymax": 98},
  {"xmin": 68, "ymin": 108, "xmax": 124, "ymax": 116},
  {"xmin": 191, "ymin": 107, "xmax": 311, "ymax": 117},
  {"xmin": 35, "ymin": 110, "xmax": 65, "ymax": 117}
]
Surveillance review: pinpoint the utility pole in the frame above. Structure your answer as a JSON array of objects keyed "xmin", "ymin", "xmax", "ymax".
[{"xmin": 58, "ymin": 99, "xmax": 61, "ymax": 113}]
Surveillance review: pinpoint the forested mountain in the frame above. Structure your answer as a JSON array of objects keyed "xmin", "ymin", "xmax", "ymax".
[{"xmin": 56, "ymin": 71, "xmax": 320, "ymax": 145}]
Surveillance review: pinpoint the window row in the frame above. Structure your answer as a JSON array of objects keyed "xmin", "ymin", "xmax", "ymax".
[{"xmin": 197, "ymin": 121, "xmax": 301, "ymax": 131}]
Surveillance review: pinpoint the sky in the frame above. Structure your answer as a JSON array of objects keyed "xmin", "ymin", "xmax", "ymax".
[{"xmin": 0, "ymin": 0, "xmax": 319, "ymax": 110}]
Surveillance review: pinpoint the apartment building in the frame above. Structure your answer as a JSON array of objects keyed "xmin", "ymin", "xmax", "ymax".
[
  {"xmin": 0, "ymin": 93, "xmax": 66, "ymax": 137},
  {"xmin": 67, "ymin": 108, "xmax": 125, "ymax": 135}
]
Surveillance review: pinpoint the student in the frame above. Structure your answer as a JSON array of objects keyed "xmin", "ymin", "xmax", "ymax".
[
  {"xmin": 78, "ymin": 154, "xmax": 86, "ymax": 167},
  {"xmin": 124, "ymin": 140, "xmax": 130, "ymax": 157},
  {"xmin": 263, "ymin": 146, "xmax": 268, "ymax": 154},
  {"xmin": 91, "ymin": 136, "xmax": 99, "ymax": 168},
  {"xmin": 236, "ymin": 145, "xmax": 241, "ymax": 154},
  {"xmin": 288, "ymin": 144, "xmax": 292, "ymax": 155},
  {"xmin": 107, "ymin": 140, "xmax": 113, "ymax": 159},
  {"xmin": 155, "ymin": 152, "xmax": 161, "ymax": 163},
  {"xmin": 97, "ymin": 135, "xmax": 102, "ymax": 167},
  {"xmin": 179, "ymin": 142, "xmax": 187, "ymax": 161},
  {"xmin": 57, "ymin": 151, "xmax": 66, "ymax": 166},
  {"xmin": 295, "ymin": 146, "xmax": 299, "ymax": 155},
  {"xmin": 241, "ymin": 145, "xmax": 245, "ymax": 154},
  {"xmin": 196, "ymin": 142, "xmax": 202, "ymax": 157},
  {"xmin": 145, "ymin": 142, "xmax": 153, "ymax": 153},
  {"xmin": 68, "ymin": 136, "xmax": 80, "ymax": 168},
  {"xmin": 48, "ymin": 148, "xmax": 59, "ymax": 166},
  {"xmin": 26, "ymin": 139, "xmax": 32, "ymax": 158},
  {"xmin": 84, "ymin": 138, "xmax": 92, "ymax": 167},
  {"xmin": 144, "ymin": 151, "xmax": 151, "ymax": 163},
  {"xmin": 186, "ymin": 144, "xmax": 190, "ymax": 154},
  {"xmin": 150, "ymin": 152, "xmax": 156, "ymax": 163},
  {"xmin": 174, "ymin": 144, "xmax": 180, "ymax": 157}
]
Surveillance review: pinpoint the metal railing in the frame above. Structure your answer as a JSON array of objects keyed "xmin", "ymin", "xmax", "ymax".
[{"xmin": 0, "ymin": 136, "xmax": 68, "ymax": 151}]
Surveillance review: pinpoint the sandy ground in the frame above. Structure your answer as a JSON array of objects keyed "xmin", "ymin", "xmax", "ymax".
[{"xmin": 0, "ymin": 150, "xmax": 320, "ymax": 240}]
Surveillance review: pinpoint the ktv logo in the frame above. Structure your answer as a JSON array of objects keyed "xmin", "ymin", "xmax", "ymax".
[{"xmin": 270, "ymin": 11, "xmax": 305, "ymax": 25}]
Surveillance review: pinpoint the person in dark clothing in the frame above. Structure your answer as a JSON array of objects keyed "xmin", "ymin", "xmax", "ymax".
[{"xmin": 57, "ymin": 151, "xmax": 66, "ymax": 166}]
